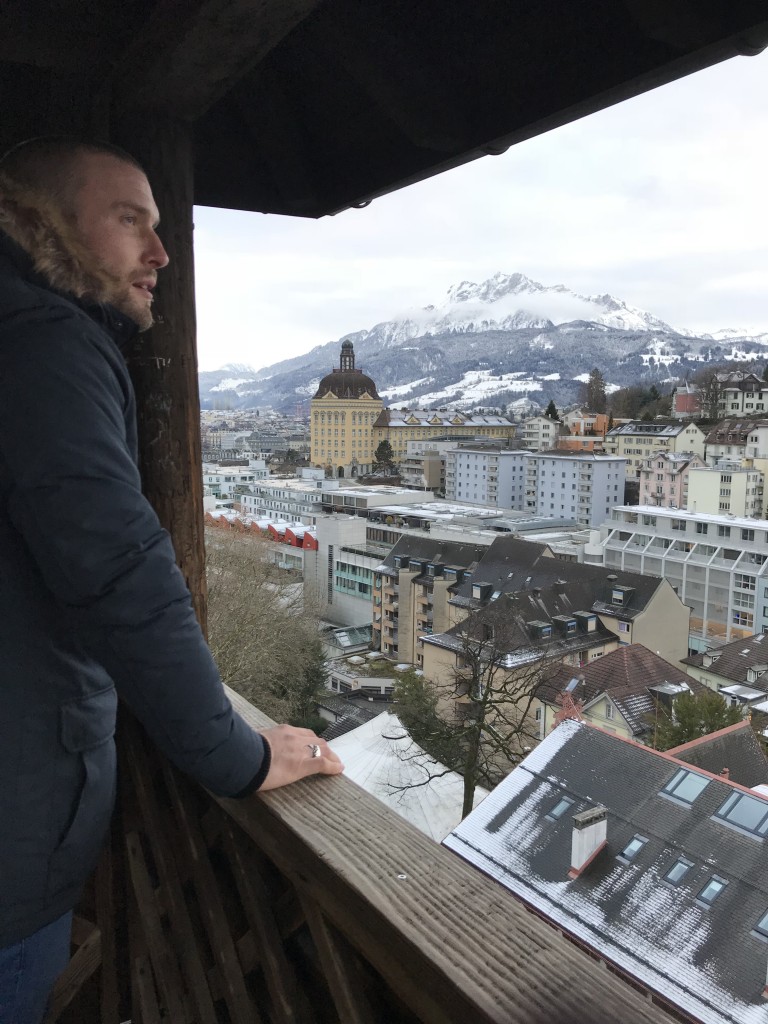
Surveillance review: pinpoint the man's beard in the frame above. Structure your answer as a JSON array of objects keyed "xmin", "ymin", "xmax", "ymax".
[{"xmin": 107, "ymin": 281, "xmax": 155, "ymax": 332}]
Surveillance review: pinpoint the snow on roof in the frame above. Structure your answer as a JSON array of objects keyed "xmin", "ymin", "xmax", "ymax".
[{"xmin": 329, "ymin": 712, "xmax": 487, "ymax": 841}]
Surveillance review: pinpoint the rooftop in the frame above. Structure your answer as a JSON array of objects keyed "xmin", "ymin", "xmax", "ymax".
[
  {"xmin": 669, "ymin": 721, "xmax": 768, "ymax": 789},
  {"xmin": 445, "ymin": 720, "xmax": 768, "ymax": 1024}
]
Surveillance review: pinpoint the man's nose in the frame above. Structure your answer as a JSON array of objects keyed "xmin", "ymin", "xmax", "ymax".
[{"xmin": 147, "ymin": 230, "xmax": 170, "ymax": 269}]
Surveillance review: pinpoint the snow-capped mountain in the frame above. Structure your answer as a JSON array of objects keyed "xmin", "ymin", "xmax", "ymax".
[{"xmin": 198, "ymin": 273, "xmax": 768, "ymax": 414}]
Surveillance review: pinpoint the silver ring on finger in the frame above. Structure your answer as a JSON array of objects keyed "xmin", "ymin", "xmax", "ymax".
[{"xmin": 306, "ymin": 743, "xmax": 322, "ymax": 758}]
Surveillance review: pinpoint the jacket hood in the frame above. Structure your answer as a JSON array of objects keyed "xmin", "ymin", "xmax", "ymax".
[{"xmin": 0, "ymin": 178, "xmax": 118, "ymax": 304}]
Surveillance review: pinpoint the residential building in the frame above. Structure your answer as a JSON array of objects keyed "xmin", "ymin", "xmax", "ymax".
[
  {"xmin": 686, "ymin": 461, "xmax": 764, "ymax": 517},
  {"xmin": 372, "ymin": 407, "xmax": 515, "ymax": 462},
  {"xmin": 518, "ymin": 414, "xmax": 564, "ymax": 451},
  {"xmin": 671, "ymin": 380, "xmax": 701, "ymax": 419},
  {"xmin": 445, "ymin": 719, "xmax": 768, "ymax": 1024},
  {"xmin": 715, "ymin": 370, "xmax": 768, "ymax": 418},
  {"xmin": 603, "ymin": 420, "xmax": 705, "ymax": 478},
  {"xmin": 560, "ymin": 410, "xmax": 612, "ymax": 436},
  {"xmin": 683, "ymin": 630, "xmax": 768, "ymax": 706},
  {"xmin": 445, "ymin": 536, "xmax": 690, "ymax": 666},
  {"xmin": 524, "ymin": 451, "xmax": 626, "ymax": 527},
  {"xmin": 399, "ymin": 446, "xmax": 444, "ymax": 492},
  {"xmin": 310, "ymin": 340, "xmax": 384, "ymax": 478},
  {"xmin": 601, "ymin": 505, "xmax": 768, "ymax": 647},
  {"xmin": 704, "ymin": 419, "xmax": 768, "ymax": 463},
  {"xmin": 638, "ymin": 451, "xmax": 705, "ymax": 509},
  {"xmin": 419, "ymin": 585, "xmax": 620, "ymax": 736},
  {"xmin": 238, "ymin": 472, "xmax": 325, "ymax": 524},
  {"xmin": 202, "ymin": 460, "xmax": 268, "ymax": 499},
  {"xmin": 444, "ymin": 446, "xmax": 531, "ymax": 508},
  {"xmin": 539, "ymin": 645, "xmax": 706, "ymax": 743},
  {"xmin": 372, "ymin": 537, "xmax": 488, "ymax": 662}
]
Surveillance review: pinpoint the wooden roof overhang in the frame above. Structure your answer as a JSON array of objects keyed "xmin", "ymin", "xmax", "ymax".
[{"xmin": 2, "ymin": 1, "xmax": 768, "ymax": 218}]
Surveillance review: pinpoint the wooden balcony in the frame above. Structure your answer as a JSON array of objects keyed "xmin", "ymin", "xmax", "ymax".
[{"xmin": 52, "ymin": 688, "xmax": 680, "ymax": 1024}]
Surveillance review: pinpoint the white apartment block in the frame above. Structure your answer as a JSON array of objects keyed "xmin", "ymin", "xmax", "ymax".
[
  {"xmin": 302, "ymin": 515, "xmax": 379, "ymax": 626},
  {"xmin": 524, "ymin": 452, "xmax": 626, "ymax": 527},
  {"xmin": 444, "ymin": 447, "xmax": 531, "ymax": 508},
  {"xmin": 238, "ymin": 477, "xmax": 325, "ymax": 525},
  {"xmin": 686, "ymin": 462, "xmax": 764, "ymax": 518},
  {"xmin": 601, "ymin": 505, "xmax": 768, "ymax": 648},
  {"xmin": 202, "ymin": 460, "xmax": 268, "ymax": 498},
  {"xmin": 519, "ymin": 415, "xmax": 563, "ymax": 451},
  {"xmin": 603, "ymin": 421, "xmax": 706, "ymax": 478}
]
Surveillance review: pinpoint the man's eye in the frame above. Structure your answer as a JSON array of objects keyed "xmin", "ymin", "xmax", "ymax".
[{"xmin": 122, "ymin": 215, "xmax": 137, "ymax": 225}]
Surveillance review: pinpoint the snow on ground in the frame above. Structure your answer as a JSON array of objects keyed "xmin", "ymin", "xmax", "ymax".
[
  {"xmin": 380, "ymin": 377, "xmax": 434, "ymax": 399},
  {"xmin": 414, "ymin": 370, "xmax": 542, "ymax": 408},
  {"xmin": 209, "ymin": 377, "xmax": 256, "ymax": 392}
]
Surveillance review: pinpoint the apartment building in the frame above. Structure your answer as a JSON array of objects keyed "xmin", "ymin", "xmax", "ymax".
[
  {"xmin": 715, "ymin": 370, "xmax": 768, "ymax": 417},
  {"xmin": 444, "ymin": 446, "xmax": 531, "ymax": 508},
  {"xmin": 518, "ymin": 414, "xmax": 564, "ymax": 451},
  {"xmin": 399, "ymin": 447, "xmax": 444, "ymax": 492},
  {"xmin": 238, "ymin": 473, "xmax": 325, "ymax": 524},
  {"xmin": 686, "ymin": 462, "xmax": 764, "ymax": 517},
  {"xmin": 202, "ymin": 460, "xmax": 268, "ymax": 499},
  {"xmin": 601, "ymin": 505, "xmax": 768, "ymax": 647},
  {"xmin": 302, "ymin": 515, "xmax": 381, "ymax": 626},
  {"xmin": 684, "ymin": 630, "xmax": 768, "ymax": 711},
  {"xmin": 603, "ymin": 420, "xmax": 705, "ymax": 477},
  {"xmin": 638, "ymin": 451, "xmax": 706, "ymax": 508},
  {"xmin": 524, "ymin": 451, "xmax": 626, "ymax": 527},
  {"xmin": 372, "ymin": 537, "xmax": 488, "ymax": 663}
]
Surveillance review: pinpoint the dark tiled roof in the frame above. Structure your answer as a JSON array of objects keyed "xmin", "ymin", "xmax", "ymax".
[
  {"xmin": 445, "ymin": 720, "xmax": 768, "ymax": 1024},
  {"xmin": 317, "ymin": 695, "xmax": 382, "ymax": 740},
  {"xmin": 541, "ymin": 645, "xmax": 706, "ymax": 736},
  {"xmin": 684, "ymin": 630, "xmax": 768, "ymax": 684},
  {"xmin": 703, "ymin": 419, "xmax": 768, "ymax": 445},
  {"xmin": 449, "ymin": 536, "xmax": 664, "ymax": 622},
  {"xmin": 375, "ymin": 534, "xmax": 488, "ymax": 580},
  {"xmin": 669, "ymin": 721, "xmax": 768, "ymax": 789},
  {"xmin": 422, "ymin": 585, "xmax": 616, "ymax": 669}
]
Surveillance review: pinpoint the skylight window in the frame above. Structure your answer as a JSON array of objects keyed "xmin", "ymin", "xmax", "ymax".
[
  {"xmin": 754, "ymin": 910, "xmax": 768, "ymax": 940},
  {"xmin": 663, "ymin": 857, "xmax": 693, "ymax": 886},
  {"xmin": 546, "ymin": 796, "xmax": 575, "ymax": 821},
  {"xmin": 697, "ymin": 876, "xmax": 727, "ymax": 906},
  {"xmin": 618, "ymin": 835, "xmax": 648, "ymax": 863},
  {"xmin": 714, "ymin": 791, "xmax": 768, "ymax": 837},
  {"xmin": 661, "ymin": 769, "xmax": 710, "ymax": 805}
]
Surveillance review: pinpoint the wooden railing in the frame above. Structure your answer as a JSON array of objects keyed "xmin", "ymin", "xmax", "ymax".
[{"xmin": 52, "ymin": 689, "xmax": 681, "ymax": 1024}]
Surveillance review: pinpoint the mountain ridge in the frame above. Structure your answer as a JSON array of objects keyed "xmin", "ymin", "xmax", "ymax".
[{"xmin": 198, "ymin": 273, "xmax": 768, "ymax": 413}]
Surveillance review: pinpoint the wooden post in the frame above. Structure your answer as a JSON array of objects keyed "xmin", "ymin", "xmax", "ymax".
[{"xmin": 112, "ymin": 114, "xmax": 208, "ymax": 633}]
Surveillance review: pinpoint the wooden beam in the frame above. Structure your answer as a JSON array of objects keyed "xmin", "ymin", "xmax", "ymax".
[
  {"xmin": 112, "ymin": 0, "xmax": 323, "ymax": 122},
  {"xmin": 113, "ymin": 115, "xmax": 209, "ymax": 631}
]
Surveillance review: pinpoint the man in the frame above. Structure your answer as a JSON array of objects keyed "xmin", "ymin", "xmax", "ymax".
[{"xmin": 0, "ymin": 137, "xmax": 343, "ymax": 1024}]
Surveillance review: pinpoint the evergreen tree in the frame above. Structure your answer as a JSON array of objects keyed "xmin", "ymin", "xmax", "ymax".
[
  {"xmin": 545, "ymin": 399, "xmax": 559, "ymax": 421},
  {"xmin": 651, "ymin": 689, "xmax": 742, "ymax": 750},
  {"xmin": 373, "ymin": 439, "xmax": 397, "ymax": 473},
  {"xmin": 580, "ymin": 368, "xmax": 607, "ymax": 413}
]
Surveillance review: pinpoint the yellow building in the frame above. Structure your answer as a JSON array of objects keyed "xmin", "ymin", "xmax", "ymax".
[
  {"xmin": 310, "ymin": 341, "xmax": 383, "ymax": 478},
  {"xmin": 373, "ymin": 407, "xmax": 515, "ymax": 462}
]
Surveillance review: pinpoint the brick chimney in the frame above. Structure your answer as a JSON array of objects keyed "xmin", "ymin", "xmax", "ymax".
[
  {"xmin": 569, "ymin": 806, "xmax": 608, "ymax": 878},
  {"xmin": 720, "ymin": 767, "xmax": 730, "ymax": 780}
]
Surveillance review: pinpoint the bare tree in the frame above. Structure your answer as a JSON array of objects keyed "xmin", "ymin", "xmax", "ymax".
[
  {"xmin": 394, "ymin": 604, "xmax": 559, "ymax": 819},
  {"xmin": 205, "ymin": 528, "xmax": 327, "ymax": 726}
]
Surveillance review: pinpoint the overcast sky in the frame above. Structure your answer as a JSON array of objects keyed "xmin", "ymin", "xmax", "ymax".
[{"xmin": 193, "ymin": 51, "xmax": 768, "ymax": 373}]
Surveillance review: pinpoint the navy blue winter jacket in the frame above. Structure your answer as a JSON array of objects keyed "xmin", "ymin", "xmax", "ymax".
[{"xmin": 0, "ymin": 231, "xmax": 268, "ymax": 946}]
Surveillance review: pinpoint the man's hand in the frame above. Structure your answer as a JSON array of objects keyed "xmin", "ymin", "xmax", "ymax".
[{"xmin": 257, "ymin": 725, "xmax": 344, "ymax": 791}]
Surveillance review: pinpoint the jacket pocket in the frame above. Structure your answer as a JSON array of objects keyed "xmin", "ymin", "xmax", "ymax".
[{"xmin": 46, "ymin": 687, "xmax": 118, "ymax": 899}]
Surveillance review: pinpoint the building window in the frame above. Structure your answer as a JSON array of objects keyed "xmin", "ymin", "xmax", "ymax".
[
  {"xmin": 618, "ymin": 622, "xmax": 630, "ymax": 633},
  {"xmin": 546, "ymin": 796, "xmax": 575, "ymax": 821},
  {"xmin": 754, "ymin": 910, "xmax": 768, "ymax": 941},
  {"xmin": 742, "ymin": 528, "xmax": 755, "ymax": 542},
  {"xmin": 618, "ymin": 835, "xmax": 648, "ymax": 863},
  {"xmin": 695, "ymin": 522, "xmax": 708, "ymax": 535},
  {"xmin": 714, "ymin": 791, "xmax": 768, "ymax": 837},
  {"xmin": 733, "ymin": 610, "xmax": 754, "ymax": 628},
  {"xmin": 664, "ymin": 857, "xmax": 694, "ymax": 886},
  {"xmin": 697, "ymin": 876, "xmax": 728, "ymax": 906},
  {"xmin": 718, "ymin": 525, "xmax": 731, "ymax": 537},
  {"xmin": 661, "ymin": 768, "xmax": 710, "ymax": 804},
  {"xmin": 605, "ymin": 703, "xmax": 614, "ymax": 720}
]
